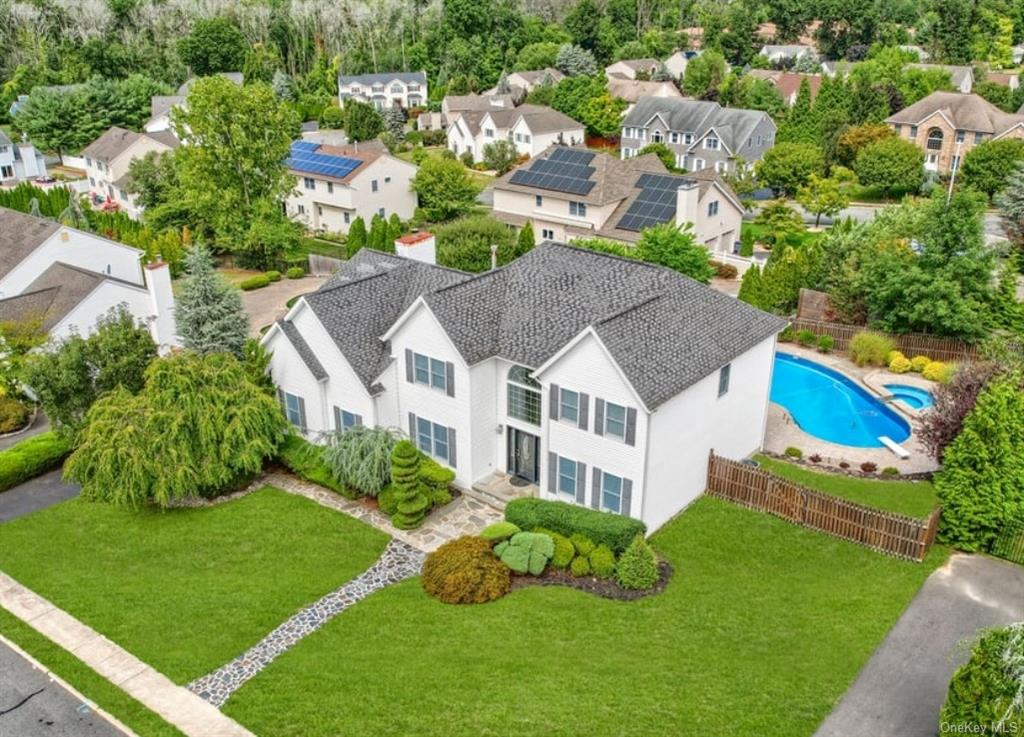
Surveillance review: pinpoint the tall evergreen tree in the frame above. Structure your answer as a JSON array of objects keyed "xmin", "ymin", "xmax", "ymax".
[
  {"xmin": 778, "ymin": 79, "xmax": 819, "ymax": 145},
  {"xmin": 174, "ymin": 244, "xmax": 249, "ymax": 358},
  {"xmin": 347, "ymin": 217, "xmax": 367, "ymax": 257}
]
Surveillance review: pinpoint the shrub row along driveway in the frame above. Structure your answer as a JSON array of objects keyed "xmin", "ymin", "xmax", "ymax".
[{"xmin": 815, "ymin": 553, "xmax": 1024, "ymax": 737}]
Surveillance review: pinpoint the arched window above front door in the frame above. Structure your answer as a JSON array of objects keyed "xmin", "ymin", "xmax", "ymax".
[{"xmin": 507, "ymin": 365, "xmax": 541, "ymax": 424}]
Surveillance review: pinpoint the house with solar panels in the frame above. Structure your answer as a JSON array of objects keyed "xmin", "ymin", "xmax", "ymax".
[
  {"xmin": 337, "ymin": 71, "xmax": 427, "ymax": 110},
  {"xmin": 446, "ymin": 104, "xmax": 585, "ymax": 164},
  {"xmin": 492, "ymin": 146, "xmax": 745, "ymax": 259},
  {"xmin": 261, "ymin": 239, "xmax": 785, "ymax": 531},
  {"xmin": 285, "ymin": 138, "xmax": 418, "ymax": 235},
  {"xmin": 619, "ymin": 97, "xmax": 776, "ymax": 175}
]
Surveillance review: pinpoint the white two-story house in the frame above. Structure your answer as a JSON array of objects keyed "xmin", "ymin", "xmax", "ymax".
[
  {"xmin": 0, "ymin": 208, "xmax": 178, "ymax": 350},
  {"xmin": 447, "ymin": 105, "xmax": 585, "ymax": 163},
  {"xmin": 262, "ymin": 241, "xmax": 784, "ymax": 531},
  {"xmin": 338, "ymin": 71, "xmax": 427, "ymax": 110},
  {"xmin": 285, "ymin": 138, "xmax": 418, "ymax": 234},
  {"xmin": 81, "ymin": 127, "xmax": 179, "ymax": 218},
  {"xmin": 0, "ymin": 132, "xmax": 48, "ymax": 184},
  {"xmin": 493, "ymin": 146, "xmax": 745, "ymax": 258}
]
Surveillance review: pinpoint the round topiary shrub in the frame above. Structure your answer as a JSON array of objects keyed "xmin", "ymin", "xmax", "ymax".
[
  {"xmin": 569, "ymin": 533, "xmax": 596, "ymax": 557},
  {"xmin": 265, "ymin": 270, "xmax": 282, "ymax": 282},
  {"xmin": 286, "ymin": 266, "xmax": 305, "ymax": 279},
  {"xmin": 940, "ymin": 623, "xmax": 1023, "ymax": 731},
  {"xmin": 480, "ymin": 521, "xmax": 520, "ymax": 542},
  {"xmin": 889, "ymin": 354, "xmax": 912, "ymax": 374},
  {"xmin": 589, "ymin": 544, "xmax": 616, "ymax": 579},
  {"xmin": 421, "ymin": 536, "xmax": 511, "ymax": 604},
  {"xmin": 535, "ymin": 527, "xmax": 575, "ymax": 569},
  {"xmin": 569, "ymin": 554, "xmax": 592, "ymax": 577},
  {"xmin": 910, "ymin": 355, "xmax": 930, "ymax": 373},
  {"xmin": 616, "ymin": 534, "xmax": 659, "ymax": 590},
  {"xmin": 923, "ymin": 360, "xmax": 952, "ymax": 383},
  {"xmin": 784, "ymin": 446, "xmax": 803, "ymax": 459},
  {"xmin": 239, "ymin": 274, "xmax": 271, "ymax": 291}
]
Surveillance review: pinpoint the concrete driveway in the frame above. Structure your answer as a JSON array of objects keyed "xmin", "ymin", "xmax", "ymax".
[
  {"xmin": 240, "ymin": 276, "xmax": 327, "ymax": 336},
  {"xmin": 815, "ymin": 554, "xmax": 1024, "ymax": 737},
  {"xmin": 0, "ymin": 470, "xmax": 79, "ymax": 523},
  {"xmin": 0, "ymin": 638, "xmax": 125, "ymax": 737}
]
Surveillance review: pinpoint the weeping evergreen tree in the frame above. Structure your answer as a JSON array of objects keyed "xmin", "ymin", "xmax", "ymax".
[
  {"xmin": 389, "ymin": 440, "xmax": 431, "ymax": 529},
  {"xmin": 175, "ymin": 244, "xmax": 249, "ymax": 358},
  {"xmin": 346, "ymin": 216, "xmax": 367, "ymax": 257},
  {"xmin": 65, "ymin": 351, "xmax": 288, "ymax": 508}
]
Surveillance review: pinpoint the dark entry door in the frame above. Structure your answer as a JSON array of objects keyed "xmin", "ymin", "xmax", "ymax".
[{"xmin": 507, "ymin": 427, "xmax": 540, "ymax": 484}]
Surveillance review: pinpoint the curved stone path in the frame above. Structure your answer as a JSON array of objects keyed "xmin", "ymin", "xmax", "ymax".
[
  {"xmin": 187, "ymin": 539, "xmax": 424, "ymax": 707},
  {"xmin": 187, "ymin": 539, "xmax": 423, "ymax": 707}
]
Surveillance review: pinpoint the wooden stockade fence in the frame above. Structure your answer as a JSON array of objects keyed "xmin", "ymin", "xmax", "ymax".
[
  {"xmin": 705, "ymin": 453, "xmax": 941, "ymax": 562},
  {"xmin": 788, "ymin": 318, "xmax": 985, "ymax": 363},
  {"xmin": 308, "ymin": 254, "xmax": 344, "ymax": 276}
]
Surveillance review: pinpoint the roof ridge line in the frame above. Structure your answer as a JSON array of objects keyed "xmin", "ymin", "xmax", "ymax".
[{"xmin": 595, "ymin": 293, "xmax": 663, "ymax": 325}]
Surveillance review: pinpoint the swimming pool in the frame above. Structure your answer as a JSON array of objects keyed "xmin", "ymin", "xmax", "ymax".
[
  {"xmin": 770, "ymin": 353, "xmax": 911, "ymax": 448},
  {"xmin": 884, "ymin": 384, "xmax": 935, "ymax": 410}
]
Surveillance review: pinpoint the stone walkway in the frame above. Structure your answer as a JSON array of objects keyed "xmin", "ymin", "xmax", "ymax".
[
  {"xmin": 0, "ymin": 571, "xmax": 253, "ymax": 737},
  {"xmin": 265, "ymin": 472, "xmax": 503, "ymax": 552}
]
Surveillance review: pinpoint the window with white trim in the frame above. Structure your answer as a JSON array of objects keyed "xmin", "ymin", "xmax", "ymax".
[
  {"xmin": 303, "ymin": 177, "xmax": 315, "ymax": 190},
  {"xmin": 557, "ymin": 457, "xmax": 578, "ymax": 499},
  {"xmin": 718, "ymin": 363, "xmax": 731, "ymax": 397},
  {"xmin": 344, "ymin": 212, "xmax": 351, "ymax": 223},
  {"xmin": 371, "ymin": 179, "xmax": 379, "ymax": 192},
  {"xmin": 416, "ymin": 417, "xmax": 450, "ymax": 463},
  {"xmin": 558, "ymin": 388, "xmax": 579, "ymax": 424},
  {"xmin": 412, "ymin": 352, "xmax": 448, "ymax": 392},
  {"xmin": 507, "ymin": 365, "xmax": 541, "ymax": 425},
  {"xmin": 535, "ymin": 194, "xmax": 543, "ymax": 207},
  {"xmin": 715, "ymin": 160, "xmax": 728, "ymax": 173},
  {"xmin": 541, "ymin": 228, "xmax": 555, "ymax": 239},
  {"xmin": 670, "ymin": 132, "xmax": 680, "ymax": 144},
  {"xmin": 707, "ymin": 200, "xmax": 719, "ymax": 216},
  {"xmin": 335, "ymin": 407, "xmax": 360, "ymax": 431},
  {"xmin": 283, "ymin": 392, "xmax": 303, "ymax": 427},
  {"xmin": 683, "ymin": 133, "xmax": 693, "ymax": 144},
  {"xmin": 693, "ymin": 158, "xmax": 705, "ymax": 170},
  {"xmin": 569, "ymin": 201, "xmax": 587, "ymax": 217},
  {"xmin": 485, "ymin": 128, "xmax": 495, "ymax": 138},
  {"xmin": 704, "ymin": 136, "xmax": 719, "ymax": 150},
  {"xmin": 604, "ymin": 401, "xmax": 627, "ymax": 440},
  {"xmin": 601, "ymin": 472, "xmax": 623, "ymax": 513}
]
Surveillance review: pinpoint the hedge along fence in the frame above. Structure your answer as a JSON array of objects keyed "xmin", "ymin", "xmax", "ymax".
[
  {"xmin": 788, "ymin": 318, "xmax": 987, "ymax": 364},
  {"xmin": 705, "ymin": 453, "xmax": 941, "ymax": 562}
]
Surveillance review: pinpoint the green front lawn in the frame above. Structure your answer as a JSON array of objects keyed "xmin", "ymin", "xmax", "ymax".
[
  {"xmin": 754, "ymin": 454, "xmax": 939, "ymax": 518},
  {"xmin": 0, "ymin": 487, "xmax": 388, "ymax": 683},
  {"xmin": 224, "ymin": 497, "xmax": 947, "ymax": 737}
]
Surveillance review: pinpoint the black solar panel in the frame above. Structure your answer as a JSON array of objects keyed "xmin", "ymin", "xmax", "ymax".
[
  {"xmin": 550, "ymin": 148, "xmax": 595, "ymax": 165},
  {"xmin": 616, "ymin": 173, "xmax": 691, "ymax": 232},
  {"xmin": 508, "ymin": 161, "xmax": 596, "ymax": 196}
]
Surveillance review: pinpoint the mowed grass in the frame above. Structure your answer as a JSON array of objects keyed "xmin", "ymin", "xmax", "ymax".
[
  {"xmin": 224, "ymin": 497, "xmax": 947, "ymax": 737},
  {"xmin": 755, "ymin": 454, "xmax": 939, "ymax": 518},
  {"xmin": 0, "ymin": 487, "xmax": 388, "ymax": 683}
]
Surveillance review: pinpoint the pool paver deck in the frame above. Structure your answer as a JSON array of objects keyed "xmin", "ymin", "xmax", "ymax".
[{"xmin": 0, "ymin": 571, "xmax": 254, "ymax": 737}]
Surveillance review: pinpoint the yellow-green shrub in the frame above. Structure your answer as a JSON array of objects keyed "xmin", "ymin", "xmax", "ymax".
[
  {"xmin": 887, "ymin": 350, "xmax": 906, "ymax": 365},
  {"xmin": 421, "ymin": 536, "xmax": 510, "ymax": 604},
  {"xmin": 888, "ymin": 354, "xmax": 912, "ymax": 374},
  {"xmin": 910, "ymin": 355, "xmax": 930, "ymax": 372},
  {"xmin": 923, "ymin": 361, "xmax": 952, "ymax": 383},
  {"xmin": 851, "ymin": 332, "xmax": 895, "ymax": 367}
]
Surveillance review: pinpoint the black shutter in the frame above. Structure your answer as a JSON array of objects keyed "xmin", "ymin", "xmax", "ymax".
[
  {"xmin": 547, "ymin": 452, "xmax": 556, "ymax": 493},
  {"xmin": 575, "ymin": 462, "xmax": 586, "ymax": 504},
  {"xmin": 578, "ymin": 393, "xmax": 589, "ymax": 430},
  {"xmin": 354, "ymin": 414, "xmax": 363, "ymax": 426},
  {"xmin": 404, "ymin": 349, "xmax": 413, "ymax": 382},
  {"xmin": 447, "ymin": 427, "xmax": 457, "ymax": 467},
  {"xmin": 594, "ymin": 398, "xmax": 605, "ymax": 436},
  {"xmin": 333, "ymin": 406, "xmax": 342, "ymax": 431},
  {"xmin": 408, "ymin": 413, "xmax": 417, "ymax": 443},
  {"xmin": 591, "ymin": 467, "xmax": 602, "ymax": 510},
  {"xmin": 297, "ymin": 397, "xmax": 307, "ymax": 433},
  {"xmin": 446, "ymin": 362, "xmax": 455, "ymax": 397},
  {"xmin": 625, "ymin": 407, "xmax": 637, "ymax": 446},
  {"xmin": 549, "ymin": 384, "xmax": 560, "ymax": 421},
  {"xmin": 621, "ymin": 478, "xmax": 633, "ymax": 517}
]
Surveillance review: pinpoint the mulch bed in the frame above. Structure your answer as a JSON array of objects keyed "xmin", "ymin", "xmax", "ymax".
[{"xmin": 509, "ymin": 560, "xmax": 673, "ymax": 601}]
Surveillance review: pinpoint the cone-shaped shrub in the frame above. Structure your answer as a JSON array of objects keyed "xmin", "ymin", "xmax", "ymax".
[
  {"xmin": 616, "ymin": 534, "xmax": 659, "ymax": 590},
  {"xmin": 389, "ymin": 440, "xmax": 430, "ymax": 529}
]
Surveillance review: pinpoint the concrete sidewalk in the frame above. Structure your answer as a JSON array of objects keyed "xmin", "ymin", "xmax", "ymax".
[
  {"xmin": 0, "ymin": 572, "xmax": 253, "ymax": 737},
  {"xmin": 815, "ymin": 554, "xmax": 1024, "ymax": 737}
]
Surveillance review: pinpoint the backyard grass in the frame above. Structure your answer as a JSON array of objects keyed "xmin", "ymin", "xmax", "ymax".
[
  {"xmin": 0, "ymin": 487, "xmax": 388, "ymax": 683},
  {"xmin": 0, "ymin": 609, "xmax": 185, "ymax": 737},
  {"xmin": 396, "ymin": 145, "xmax": 494, "ymax": 188},
  {"xmin": 754, "ymin": 454, "xmax": 939, "ymax": 518},
  {"xmin": 223, "ymin": 497, "xmax": 948, "ymax": 737}
]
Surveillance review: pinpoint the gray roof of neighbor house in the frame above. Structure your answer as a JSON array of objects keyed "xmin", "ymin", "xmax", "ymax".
[
  {"xmin": 609, "ymin": 58, "xmax": 660, "ymax": 71},
  {"xmin": 150, "ymin": 95, "xmax": 184, "ymax": 120},
  {"xmin": 607, "ymin": 77, "xmax": 682, "ymax": 103},
  {"xmin": 886, "ymin": 91, "xmax": 1024, "ymax": 134},
  {"xmin": 0, "ymin": 208, "xmax": 60, "ymax": 281},
  {"xmin": 759, "ymin": 44, "xmax": 815, "ymax": 57},
  {"xmin": 907, "ymin": 63, "xmax": 973, "ymax": 87},
  {"xmin": 278, "ymin": 319, "xmax": 327, "ymax": 381},
  {"xmin": 337, "ymin": 71, "xmax": 426, "ymax": 86},
  {"xmin": 0, "ymin": 130, "xmax": 11, "ymax": 146},
  {"xmin": 444, "ymin": 94, "xmax": 516, "ymax": 112},
  {"xmin": 622, "ymin": 97, "xmax": 775, "ymax": 152},
  {"xmin": 422, "ymin": 243, "xmax": 786, "ymax": 408},
  {"xmin": 0, "ymin": 262, "xmax": 137, "ymax": 331},
  {"xmin": 298, "ymin": 250, "xmax": 470, "ymax": 391},
  {"xmin": 176, "ymin": 72, "xmax": 243, "ymax": 96},
  {"xmin": 454, "ymin": 104, "xmax": 582, "ymax": 137},
  {"xmin": 511, "ymin": 68, "xmax": 564, "ymax": 85},
  {"xmin": 81, "ymin": 127, "xmax": 143, "ymax": 162}
]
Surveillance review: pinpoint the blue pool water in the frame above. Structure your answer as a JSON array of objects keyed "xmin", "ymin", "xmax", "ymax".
[
  {"xmin": 770, "ymin": 353, "xmax": 911, "ymax": 448},
  {"xmin": 884, "ymin": 384, "xmax": 935, "ymax": 410}
]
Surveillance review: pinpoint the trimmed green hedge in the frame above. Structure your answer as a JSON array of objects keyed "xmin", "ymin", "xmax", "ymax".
[
  {"xmin": 0, "ymin": 431, "xmax": 72, "ymax": 492},
  {"xmin": 276, "ymin": 434, "xmax": 357, "ymax": 499},
  {"xmin": 239, "ymin": 275, "xmax": 271, "ymax": 291},
  {"xmin": 286, "ymin": 267, "xmax": 305, "ymax": 279},
  {"xmin": 505, "ymin": 498, "xmax": 646, "ymax": 554}
]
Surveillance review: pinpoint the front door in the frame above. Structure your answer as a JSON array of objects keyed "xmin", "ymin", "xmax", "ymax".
[{"xmin": 507, "ymin": 427, "xmax": 540, "ymax": 484}]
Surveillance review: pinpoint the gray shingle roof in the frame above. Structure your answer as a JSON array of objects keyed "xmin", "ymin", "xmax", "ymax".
[
  {"xmin": 0, "ymin": 208, "xmax": 60, "ymax": 282},
  {"xmin": 622, "ymin": 98, "xmax": 773, "ymax": 153},
  {"xmin": 80, "ymin": 127, "xmax": 143, "ymax": 162},
  {"xmin": 886, "ymin": 91, "xmax": 1024, "ymax": 134},
  {"xmin": 337, "ymin": 71, "xmax": 426, "ymax": 86},
  {"xmin": 278, "ymin": 319, "xmax": 327, "ymax": 381},
  {"xmin": 0, "ymin": 262, "xmax": 117, "ymax": 330},
  {"xmin": 423, "ymin": 242, "xmax": 785, "ymax": 408}
]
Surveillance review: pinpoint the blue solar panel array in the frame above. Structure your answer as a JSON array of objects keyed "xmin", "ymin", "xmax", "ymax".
[
  {"xmin": 286, "ymin": 140, "xmax": 364, "ymax": 179},
  {"xmin": 508, "ymin": 148, "xmax": 597, "ymax": 196},
  {"xmin": 616, "ymin": 173, "xmax": 689, "ymax": 232}
]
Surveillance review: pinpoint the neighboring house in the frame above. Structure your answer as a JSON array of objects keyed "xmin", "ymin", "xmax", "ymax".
[
  {"xmin": 285, "ymin": 138, "xmax": 417, "ymax": 234},
  {"xmin": 492, "ymin": 146, "xmax": 744, "ymax": 257},
  {"xmin": 745, "ymin": 70, "xmax": 821, "ymax": 105},
  {"xmin": 145, "ymin": 73, "xmax": 243, "ymax": 133},
  {"xmin": 606, "ymin": 77, "xmax": 682, "ymax": 114},
  {"xmin": 606, "ymin": 58, "xmax": 661, "ymax": 80},
  {"xmin": 0, "ymin": 208, "xmax": 177, "ymax": 350},
  {"xmin": 81, "ymin": 127, "xmax": 179, "ymax": 218},
  {"xmin": 485, "ymin": 68, "xmax": 565, "ymax": 96},
  {"xmin": 986, "ymin": 71, "xmax": 1020, "ymax": 90},
  {"xmin": 418, "ymin": 93, "xmax": 517, "ymax": 132},
  {"xmin": 664, "ymin": 50, "xmax": 701, "ymax": 80},
  {"xmin": 447, "ymin": 105, "xmax": 584, "ymax": 163},
  {"xmin": 337, "ymin": 71, "xmax": 427, "ymax": 110},
  {"xmin": 758, "ymin": 45, "xmax": 816, "ymax": 63},
  {"xmin": 885, "ymin": 91, "xmax": 1024, "ymax": 174},
  {"xmin": 619, "ymin": 97, "xmax": 777, "ymax": 174},
  {"xmin": 907, "ymin": 63, "xmax": 974, "ymax": 93},
  {"xmin": 0, "ymin": 132, "xmax": 47, "ymax": 184},
  {"xmin": 820, "ymin": 60, "xmax": 854, "ymax": 77},
  {"xmin": 261, "ymin": 241, "xmax": 785, "ymax": 532}
]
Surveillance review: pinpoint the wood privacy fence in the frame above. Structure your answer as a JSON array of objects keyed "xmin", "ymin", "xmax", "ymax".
[
  {"xmin": 788, "ymin": 318, "xmax": 984, "ymax": 363},
  {"xmin": 307, "ymin": 254, "xmax": 344, "ymax": 276},
  {"xmin": 705, "ymin": 453, "xmax": 942, "ymax": 562}
]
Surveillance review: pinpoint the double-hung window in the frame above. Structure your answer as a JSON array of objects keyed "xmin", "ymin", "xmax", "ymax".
[
  {"xmin": 535, "ymin": 194, "xmax": 543, "ymax": 207},
  {"xmin": 371, "ymin": 179, "xmax": 379, "ymax": 192},
  {"xmin": 707, "ymin": 200, "xmax": 719, "ymax": 217},
  {"xmin": 603, "ymin": 401, "xmax": 627, "ymax": 440},
  {"xmin": 718, "ymin": 363, "xmax": 731, "ymax": 397},
  {"xmin": 542, "ymin": 228, "xmax": 555, "ymax": 240},
  {"xmin": 282, "ymin": 392, "xmax": 304, "ymax": 427},
  {"xmin": 416, "ymin": 418, "xmax": 450, "ymax": 463},
  {"xmin": 569, "ymin": 201, "xmax": 587, "ymax": 217},
  {"xmin": 334, "ymin": 407, "xmax": 361, "ymax": 432},
  {"xmin": 412, "ymin": 352, "xmax": 448, "ymax": 392},
  {"xmin": 327, "ymin": 182, "xmax": 334, "ymax": 194},
  {"xmin": 683, "ymin": 133, "xmax": 693, "ymax": 144},
  {"xmin": 558, "ymin": 388, "xmax": 579, "ymax": 424},
  {"xmin": 557, "ymin": 457, "xmax": 578, "ymax": 499},
  {"xmin": 600, "ymin": 472, "xmax": 623, "ymax": 513},
  {"xmin": 303, "ymin": 177, "xmax": 315, "ymax": 190},
  {"xmin": 704, "ymin": 136, "xmax": 719, "ymax": 150}
]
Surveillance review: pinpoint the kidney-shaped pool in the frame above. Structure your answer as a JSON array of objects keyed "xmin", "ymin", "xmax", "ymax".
[{"xmin": 770, "ymin": 352, "xmax": 911, "ymax": 448}]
